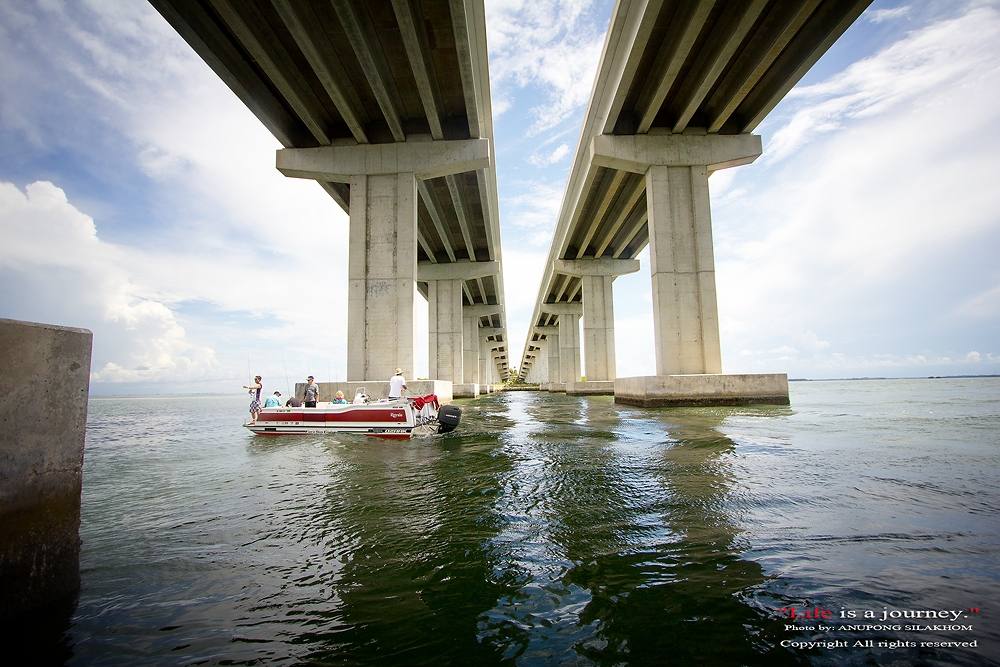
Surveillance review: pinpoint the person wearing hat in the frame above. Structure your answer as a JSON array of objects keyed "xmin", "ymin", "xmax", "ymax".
[
  {"xmin": 388, "ymin": 368, "xmax": 407, "ymax": 399},
  {"xmin": 303, "ymin": 375, "xmax": 319, "ymax": 408},
  {"xmin": 263, "ymin": 390, "xmax": 282, "ymax": 408}
]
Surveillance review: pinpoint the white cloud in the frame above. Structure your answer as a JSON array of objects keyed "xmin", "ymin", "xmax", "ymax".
[
  {"xmin": 766, "ymin": 7, "xmax": 999, "ymax": 162},
  {"xmin": 486, "ymin": 0, "xmax": 607, "ymax": 135},
  {"xmin": 529, "ymin": 143, "xmax": 571, "ymax": 166},
  {"xmin": 0, "ymin": 3, "xmax": 358, "ymax": 388},
  {"xmin": 503, "ymin": 181, "xmax": 566, "ymax": 246},
  {"xmin": 0, "ymin": 181, "xmax": 217, "ymax": 383},
  {"xmin": 954, "ymin": 283, "xmax": 1000, "ymax": 320},
  {"xmin": 866, "ymin": 5, "xmax": 912, "ymax": 24}
]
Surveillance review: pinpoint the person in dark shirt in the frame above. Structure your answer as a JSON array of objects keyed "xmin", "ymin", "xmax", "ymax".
[
  {"xmin": 285, "ymin": 396, "xmax": 303, "ymax": 408},
  {"xmin": 303, "ymin": 375, "xmax": 319, "ymax": 407}
]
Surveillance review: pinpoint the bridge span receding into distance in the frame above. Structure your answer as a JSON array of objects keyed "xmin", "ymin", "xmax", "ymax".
[
  {"xmin": 151, "ymin": 0, "xmax": 511, "ymax": 398},
  {"xmin": 150, "ymin": 0, "xmax": 871, "ymax": 405},
  {"xmin": 516, "ymin": 0, "xmax": 870, "ymax": 407}
]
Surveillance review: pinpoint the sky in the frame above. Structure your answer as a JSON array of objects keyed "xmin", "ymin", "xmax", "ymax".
[{"xmin": 1, "ymin": 0, "xmax": 998, "ymax": 395}]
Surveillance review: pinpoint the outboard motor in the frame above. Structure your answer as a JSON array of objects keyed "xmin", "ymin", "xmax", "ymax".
[{"xmin": 437, "ymin": 405, "xmax": 462, "ymax": 433}]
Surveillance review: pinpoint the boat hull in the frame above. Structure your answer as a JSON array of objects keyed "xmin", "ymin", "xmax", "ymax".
[{"xmin": 244, "ymin": 397, "xmax": 439, "ymax": 438}]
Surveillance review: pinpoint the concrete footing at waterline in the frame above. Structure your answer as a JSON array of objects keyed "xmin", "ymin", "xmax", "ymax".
[
  {"xmin": 0, "ymin": 319, "xmax": 92, "ymax": 621},
  {"xmin": 297, "ymin": 380, "xmax": 454, "ymax": 404},
  {"xmin": 566, "ymin": 381, "xmax": 615, "ymax": 396},
  {"xmin": 614, "ymin": 374, "xmax": 790, "ymax": 407},
  {"xmin": 453, "ymin": 383, "xmax": 479, "ymax": 399}
]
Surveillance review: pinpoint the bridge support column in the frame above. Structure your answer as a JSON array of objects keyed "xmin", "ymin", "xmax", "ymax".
[
  {"xmin": 277, "ymin": 139, "xmax": 491, "ymax": 398},
  {"xmin": 592, "ymin": 134, "xmax": 789, "ymax": 406},
  {"xmin": 426, "ymin": 278, "xmax": 464, "ymax": 386},
  {"xmin": 347, "ymin": 172, "xmax": 418, "ymax": 382},
  {"xmin": 458, "ymin": 312, "xmax": 480, "ymax": 398},
  {"xmin": 558, "ymin": 314, "xmax": 581, "ymax": 391},
  {"xmin": 545, "ymin": 333, "xmax": 562, "ymax": 391},
  {"xmin": 554, "ymin": 259, "xmax": 639, "ymax": 395},
  {"xmin": 479, "ymin": 339, "xmax": 492, "ymax": 393},
  {"xmin": 646, "ymin": 165, "xmax": 723, "ymax": 376}
]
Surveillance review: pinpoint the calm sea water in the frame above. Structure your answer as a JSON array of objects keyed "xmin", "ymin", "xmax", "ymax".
[{"xmin": 57, "ymin": 379, "xmax": 1000, "ymax": 665}]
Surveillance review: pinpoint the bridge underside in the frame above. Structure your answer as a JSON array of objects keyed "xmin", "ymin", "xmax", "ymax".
[
  {"xmin": 153, "ymin": 0, "xmax": 510, "ymax": 386},
  {"xmin": 519, "ymin": 0, "xmax": 871, "ymax": 405}
]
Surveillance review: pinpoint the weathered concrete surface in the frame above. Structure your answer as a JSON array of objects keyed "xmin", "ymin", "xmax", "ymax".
[
  {"xmin": 462, "ymin": 313, "xmax": 479, "ymax": 386},
  {"xmin": 347, "ymin": 172, "xmax": 417, "ymax": 381},
  {"xmin": 300, "ymin": 380, "xmax": 453, "ymax": 404},
  {"xmin": 0, "ymin": 319, "xmax": 92, "ymax": 619},
  {"xmin": 557, "ymin": 313, "xmax": 581, "ymax": 387},
  {"xmin": 646, "ymin": 163, "xmax": 729, "ymax": 376},
  {"xmin": 614, "ymin": 374, "xmax": 789, "ymax": 407},
  {"xmin": 427, "ymin": 278, "xmax": 464, "ymax": 383},
  {"xmin": 453, "ymin": 383, "xmax": 480, "ymax": 398},
  {"xmin": 566, "ymin": 380, "xmax": 615, "ymax": 396}
]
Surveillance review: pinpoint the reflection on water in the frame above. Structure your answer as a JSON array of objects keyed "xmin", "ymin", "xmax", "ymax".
[{"xmin": 66, "ymin": 379, "xmax": 1000, "ymax": 665}]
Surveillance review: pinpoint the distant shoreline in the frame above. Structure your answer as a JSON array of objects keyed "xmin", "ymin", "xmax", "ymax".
[{"xmin": 88, "ymin": 375, "xmax": 1000, "ymax": 399}]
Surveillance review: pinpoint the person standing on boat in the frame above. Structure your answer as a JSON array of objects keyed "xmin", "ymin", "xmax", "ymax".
[
  {"xmin": 243, "ymin": 375, "xmax": 262, "ymax": 423},
  {"xmin": 263, "ymin": 391, "xmax": 282, "ymax": 408},
  {"xmin": 388, "ymin": 368, "xmax": 407, "ymax": 399},
  {"xmin": 303, "ymin": 375, "xmax": 319, "ymax": 408}
]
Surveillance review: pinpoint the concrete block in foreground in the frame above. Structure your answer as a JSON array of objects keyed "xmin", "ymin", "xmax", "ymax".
[
  {"xmin": 302, "ymin": 380, "xmax": 454, "ymax": 404},
  {"xmin": 566, "ymin": 380, "xmax": 614, "ymax": 396},
  {"xmin": 615, "ymin": 374, "xmax": 789, "ymax": 407},
  {"xmin": 0, "ymin": 318, "xmax": 92, "ymax": 619}
]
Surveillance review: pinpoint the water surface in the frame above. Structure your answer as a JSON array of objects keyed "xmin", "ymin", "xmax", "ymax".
[{"xmin": 66, "ymin": 379, "xmax": 1000, "ymax": 665}]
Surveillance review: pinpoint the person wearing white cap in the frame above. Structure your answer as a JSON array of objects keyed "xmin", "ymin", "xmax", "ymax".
[{"xmin": 388, "ymin": 368, "xmax": 407, "ymax": 399}]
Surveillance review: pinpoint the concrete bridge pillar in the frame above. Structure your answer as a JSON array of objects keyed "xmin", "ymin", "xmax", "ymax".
[
  {"xmin": 346, "ymin": 172, "xmax": 418, "ymax": 381},
  {"xmin": 461, "ymin": 312, "xmax": 480, "ymax": 397},
  {"xmin": 479, "ymin": 339, "xmax": 492, "ymax": 393},
  {"xmin": 590, "ymin": 134, "xmax": 790, "ymax": 406},
  {"xmin": 465, "ymin": 304, "xmax": 500, "ymax": 395},
  {"xmin": 553, "ymin": 259, "xmax": 639, "ymax": 393},
  {"xmin": 277, "ymin": 139, "xmax": 490, "ymax": 390},
  {"xmin": 533, "ymin": 326, "xmax": 561, "ymax": 391},
  {"xmin": 558, "ymin": 314, "xmax": 581, "ymax": 389},
  {"xmin": 646, "ymin": 164, "xmax": 722, "ymax": 375},
  {"xmin": 426, "ymin": 278, "xmax": 464, "ymax": 384},
  {"xmin": 419, "ymin": 263, "xmax": 496, "ymax": 398},
  {"xmin": 541, "ymin": 305, "xmax": 582, "ymax": 389}
]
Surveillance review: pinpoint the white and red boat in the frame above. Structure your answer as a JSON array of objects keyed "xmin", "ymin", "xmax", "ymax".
[{"xmin": 244, "ymin": 391, "xmax": 461, "ymax": 439}]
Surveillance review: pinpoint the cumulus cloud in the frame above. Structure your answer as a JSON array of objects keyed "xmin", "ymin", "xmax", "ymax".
[
  {"xmin": 529, "ymin": 143, "xmax": 571, "ymax": 166},
  {"xmin": 503, "ymin": 181, "xmax": 567, "ymax": 246},
  {"xmin": 486, "ymin": 0, "xmax": 607, "ymax": 135},
  {"xmin": 0, "ymin": 2, "xmax": 358, "ymax": 389},
  {"xmin": 0, "ymin": 181, "xmax": 217, "ymax": 382},
  {"xmin": 766, "ymin": 6, "xmax": 999, "ymax": 162}
]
